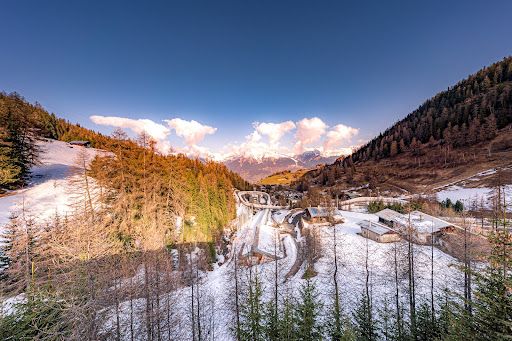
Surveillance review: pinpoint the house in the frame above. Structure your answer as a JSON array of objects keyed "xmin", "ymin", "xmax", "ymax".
[
  {"xmin": 392, "ymin": 211, "xmax": 456, "ymax": 244},
  {"xmin": 69, "ymin": 140, "xmax": 91, "ymax": 148},
  {"xmin": 359, "ymin": 220, "xmax": 401, "ymax": 243},
  {"xmin": 303, "ymin": 207, "xmax": 330, "ymax": 224},
  {"xmin": 374, "ymin": 208, "xmax": 403, "ymax": 227},
  {"xmin": 375, "ymin": 208, "xmax": 456, "ymax": 244},
  {"xmin": 303, "ymin": 207, "xmax": 343, "ymax": 224}
]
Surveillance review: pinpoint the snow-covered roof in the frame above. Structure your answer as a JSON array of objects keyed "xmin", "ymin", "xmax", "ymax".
[
  {"xmin": 393, "ymin": 211, "xmax": 453, "ymax": 234},
  {"xmin": 375, "ymin": 208, "xmax": 403, "ymax": 221},
  {"xmin": 305, "ymin": 207, "xmax": 329, "ymax": 218},
  {"xmin": 359, "ymin": 220, "xmax": 397, "ymax": 235}
]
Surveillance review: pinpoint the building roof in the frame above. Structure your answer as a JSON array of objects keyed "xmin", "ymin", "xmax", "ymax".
[
  {"xmin": 359, "ymin": 220, "xmax": 397, "ymax": 235},
  {"xmin": 305, "ymin": 207, "xmax": 329, "ymax": 218},
  {"xmin": 375, "ymin": 208, "xmax": 403, "ymax": 221},
  {"xmin": 393, "ymin": 211, "xmax": 453, "ymax": 233}
]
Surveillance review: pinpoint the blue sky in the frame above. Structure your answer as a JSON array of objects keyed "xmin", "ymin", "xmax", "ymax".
[{"xmin": 1, "ymin": 1, "xmax": 511, "ymax": 158}]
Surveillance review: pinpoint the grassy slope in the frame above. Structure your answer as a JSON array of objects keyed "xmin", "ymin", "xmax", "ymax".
[{"xmin": 258, "ymin": 169, "xmax": 308, "ymax": 185}]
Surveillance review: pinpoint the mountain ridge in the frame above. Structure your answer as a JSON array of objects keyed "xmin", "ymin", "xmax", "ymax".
[
  {"xmin": 223, "ymin": 149, "xmax": 339, "ymax": 182},
  {"xmin": 300, "ymin": 56, "xmax": 512, "ymax": 193}
]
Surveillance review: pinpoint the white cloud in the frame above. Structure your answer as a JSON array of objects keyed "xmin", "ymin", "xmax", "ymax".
[
  {"xmin": 219, "ymin": 121, "xmax": 295, "ymax": 161},
  {"xmin": 90, "ymin": 115, "xmax": 172, "ymax": 153},
  {"xmin": 293, "ymin": 117, "xmax": 328, "ymax": 154},
  {"xmin": 253, "ymin": 121, "xmax": 295, "ymax": 145},
  {"xmin": 165, "ymin": 118, "xmax": 217, "ymax": 146},
  {"xmin": 323, "ymin": 124, "xmax": 359, "ymax": 152},
  {"xmin": 222, "ymin": 130, "xmax": 289, "ymax": 161},
  {"xmin": 90, "ymin": 115, "xmax": 170, "ymax": 140},
  {"xmin": 178, "ymin": 144, "xmax": 224, "ymax": 161}
]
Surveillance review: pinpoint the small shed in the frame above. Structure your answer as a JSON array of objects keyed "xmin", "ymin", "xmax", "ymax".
[
  {"xmin": 359, "ymin": 220, "xmax": 400, "ymax": 243},
  {"xmin": 69, "ymin": 140, "xmax": 91, "ymax": 148}
]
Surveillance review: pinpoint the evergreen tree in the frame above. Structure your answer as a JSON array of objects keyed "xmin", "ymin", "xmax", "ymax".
[
  {"xmin": 278, "ymin": 291, "xmax": 296, "ymax": 341},
  {"xmin": 0, "ymin": 214, "xmax": 16, "ymax": 281},
  {"xmin": 353, "ymin": 292, "xmax": 378, "ymax": 341},
  {"xmin": 453, "ymin": 200, "xmax": 464, "ymax": 212},
  {"xmin": 239, "ymin": 270, "xmax": 265, "ymax": 341},
  {"xmin": 264, "ymin": 299, "xmax": 279, "ymax": 340},
  {"xmin": 471, "ymin": 231, "xmax": 512, "ymax": 340},
  {"xmin": 0, "ymin": 289, "xmax": 70, "ymax": 339},
  {"xmin": 416, "ymin": 302, "xmax": 438, "ymax": 341},
  {"xmin": 294, "ymin": 279, "xmax": 323, "ymax": 341}
]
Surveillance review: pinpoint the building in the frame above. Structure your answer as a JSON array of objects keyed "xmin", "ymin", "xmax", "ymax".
[
  {"xmin": 303, "ymin": 207, "xmax": 330, "ymax": 224},
  {"xmin": 303, "ymin": 207, "xmax": 343, "ymax": 224},
  {"xmin": 359, "ymin": 220, "xmax": 401, "ymax": 243},
  {"xmin": 392, "ymin": 210, "xmax": 456, "ymax": 244},
  {"xmin": 375, "ymin": 208, "xmax": 456, "ymax": 244},
  {"xmin": 374, "ymin": 208, "xmax": 403, "ymax": 227},
  {"xmin": 69, "ymin": 140, "xmax": 91, "ymax": 148}
]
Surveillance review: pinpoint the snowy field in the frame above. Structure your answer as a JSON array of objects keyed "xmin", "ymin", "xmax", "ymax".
[
  {"xmin": 436, "ymin": 185, "xmax": 511, "ymax": 210},
  {"xmin": 434, "ymin": 166, "xmax": 512, "ymax": 210},
  {"xmin": 105, "ymin": 205, "xmax": 464, "ymax": 340},
  {"xmin": 0, "ymin": 139, "xmax": 108, "ymax": 229}
]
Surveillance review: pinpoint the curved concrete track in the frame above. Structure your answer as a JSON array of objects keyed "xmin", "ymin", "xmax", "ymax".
[
  {"xmin": 235, "ymin": 190, "xmax": 288, "ymax": 209},
  {"xmin": 234, "ymin": 190, "xmax": 301, "ymax": 278}
]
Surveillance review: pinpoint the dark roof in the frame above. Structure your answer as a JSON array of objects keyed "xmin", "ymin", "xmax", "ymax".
[{"xmin": 69, "ymin": 140, "xmax": 90, "ymax": 145}]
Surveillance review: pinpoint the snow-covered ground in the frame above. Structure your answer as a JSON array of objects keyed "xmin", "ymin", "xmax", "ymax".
[
  {"xmin": 257, "ymin": 223, "xmax": 284, "ymax": 258},
  {"xmin": 0, "ymin": 139, "xmax": 108, "ymax": 229},
  {"xmin": 272, "ymin": 209, "xmax": 289, "ymax": 224},
  {"xmin": 104, "ymin": 204, "xmax": 464, "ymax": 340},
  {"xmin": 436, "ymin": 185, "xmax": 511, "ymax": 210},
  {"xmin": 315, "ymin": 210, "xmax": 462, "ymax": 310},
  {"xmin": 433, "ymin": 165, "xmax": 512, "ymax": 210},
  {"xmin": 0, "ymin": 139, "xmax": 468, "ymax": 339}
]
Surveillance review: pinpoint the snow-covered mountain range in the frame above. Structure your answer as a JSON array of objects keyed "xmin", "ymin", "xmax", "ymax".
[{"xmin": 222, "ymin": 149, "xmax": 339, "ymax": 183}]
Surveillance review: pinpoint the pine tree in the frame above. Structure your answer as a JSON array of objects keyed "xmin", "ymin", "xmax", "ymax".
[
  {"xmin": 0, "ymin": 214, "xmax": 16, "ymax": 281},
  {"xmin": 294, "ymin": 279, "xmax": 323, "ymax": 341},
  {"xmin": 278, "ymin": 291, "xmax": 296, "ymax": 341},
  {"xmin": 0, "ymin": 289, "xmax": 70, "ymax": 339},
  {"xmin": 239, "ymin": 269, "xmax": 265, "ymax": 341},
  {"xmin": 471, "ymin": 230, "xmax": 512, "ymax": 341},
  {"xmin": 352, "ymin": 291, "xmax": 377, "ymax": 341},
  {"xmin": 416, "ymin": 302, "xmax": 437, "ymax": 341}
]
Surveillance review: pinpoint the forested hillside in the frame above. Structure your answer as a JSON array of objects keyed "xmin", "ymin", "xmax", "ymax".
[
  {"xmin": 349, "ymin": 57, "xmax": 511, "ymax": 163},
  {"xmin": 0, "ymin": 92, "xmax": 254, "ymax": 339},
  {"xmin": 0, "ymin": 92, "xmax": 250, "ymax": 241},
  {"xmin": 303, "ymin": 57, "xmax": 512, "ymax": 192}
]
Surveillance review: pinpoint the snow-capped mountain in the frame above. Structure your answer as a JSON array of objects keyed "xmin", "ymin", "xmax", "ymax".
[{"xmin": 223, "ymin": 149, "xmax": 339, "ymax": 183}]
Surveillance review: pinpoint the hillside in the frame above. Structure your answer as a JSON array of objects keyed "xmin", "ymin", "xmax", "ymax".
[
  {"xmin": 258, "ymin": 168, "xmax": 309, "ymax": 185},
  {"xmin": 303, "ymin": 57, "xmax": 512, "ymax": 194},
  {"xmin": 0, "ymin": 92, "xmax": 251, "ymax": 243}
]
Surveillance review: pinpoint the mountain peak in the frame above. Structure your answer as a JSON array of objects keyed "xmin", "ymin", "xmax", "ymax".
[{"xmin": 223, "ymin": 150, "xmax": 340, "ymax": 182}]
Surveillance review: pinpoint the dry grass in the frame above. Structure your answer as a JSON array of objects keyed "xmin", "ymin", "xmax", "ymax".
[
  {"xmin": 308, "ymin": 126, "xmax": 512, "ymax": 194},
  {"xmin": 259, "ymin": 168, "xmax": 308, "ymax": 185}
]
